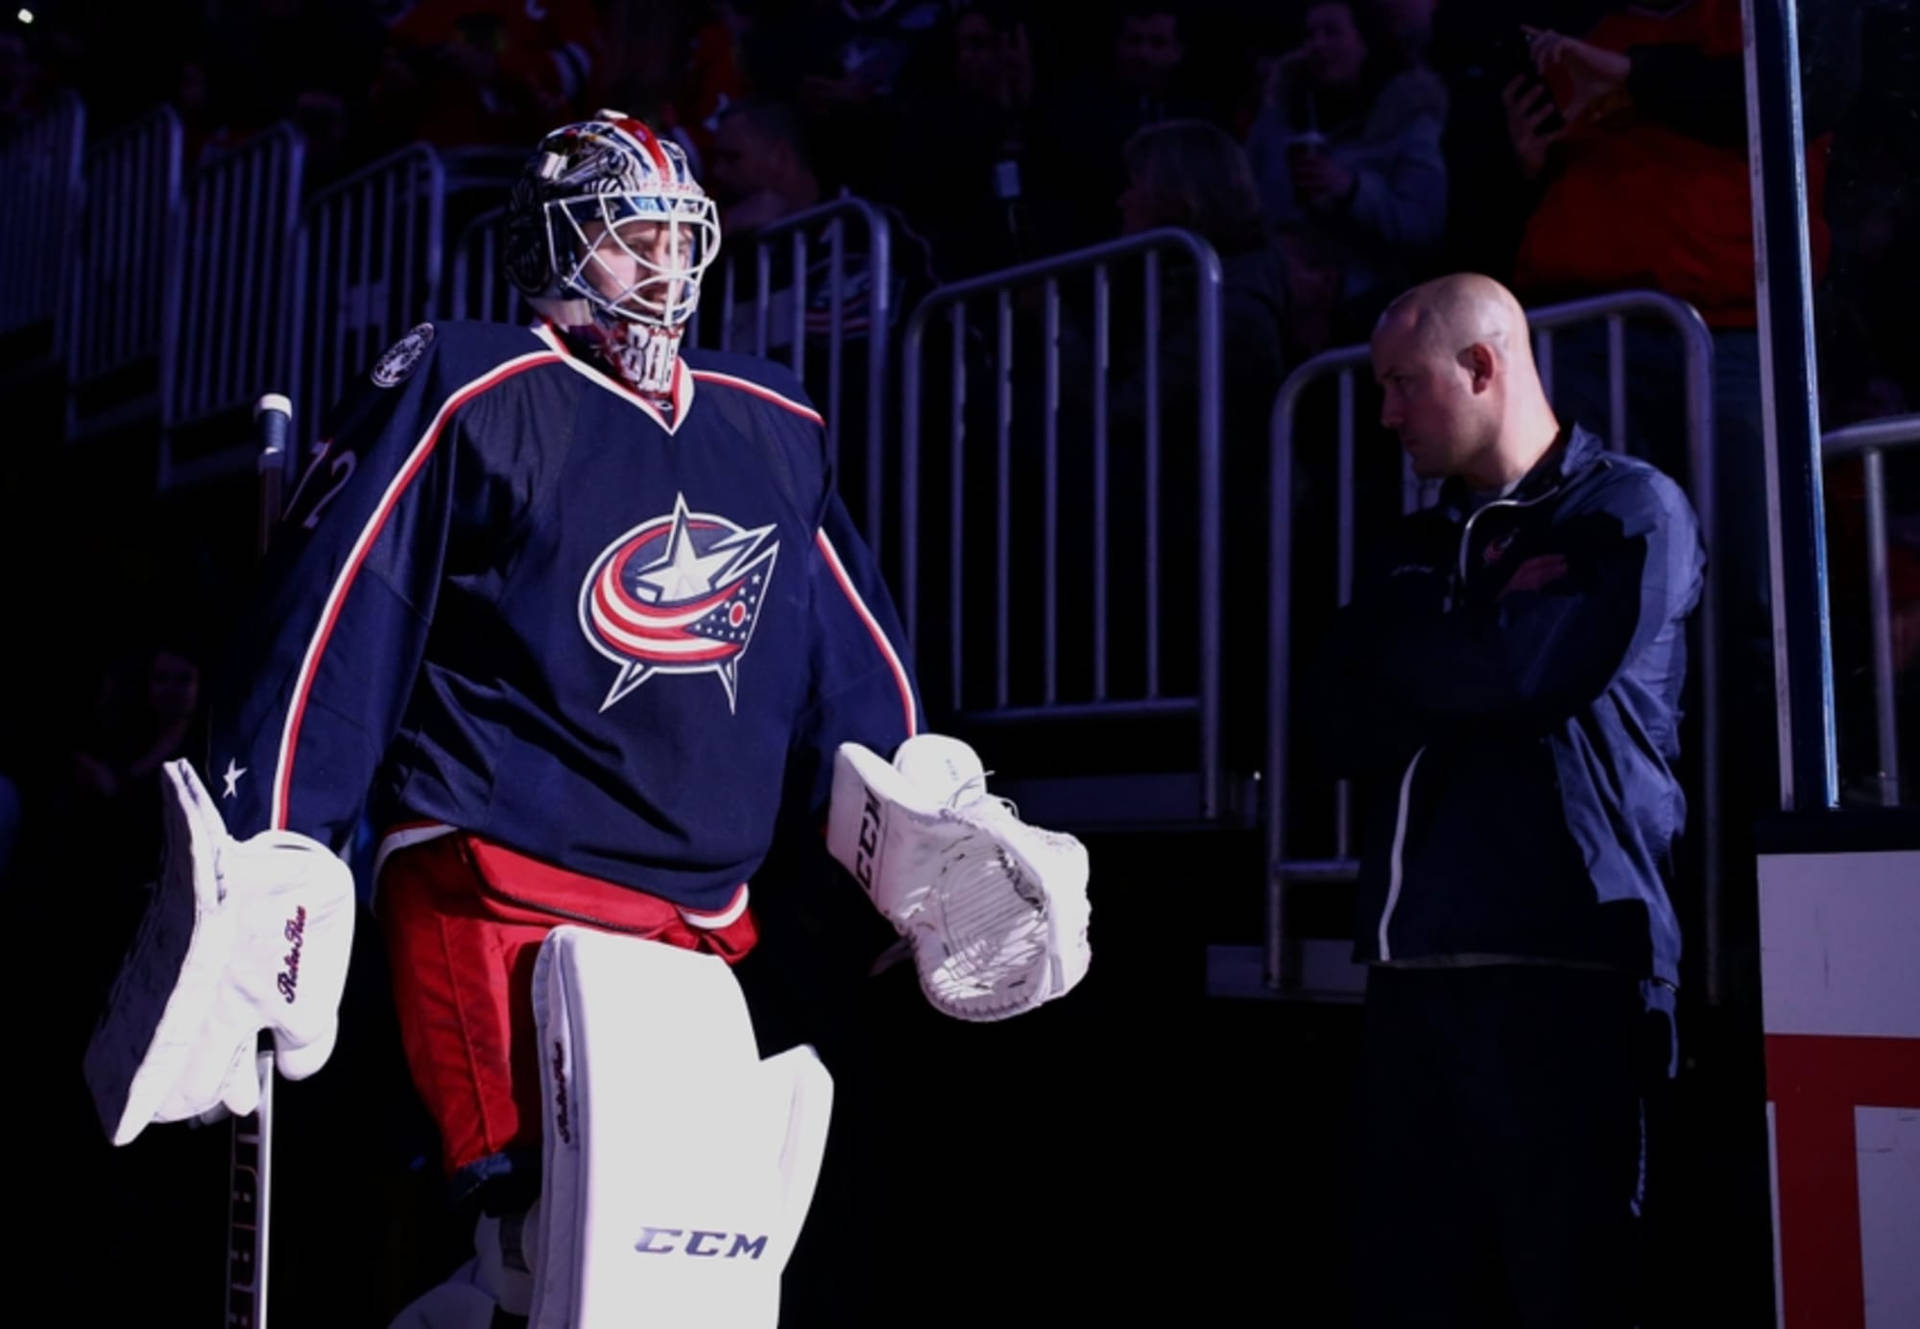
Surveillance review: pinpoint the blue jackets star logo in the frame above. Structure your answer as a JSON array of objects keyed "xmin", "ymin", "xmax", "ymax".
[{"xmin": 578, "ymin": 493, "xmax": 780, "ymax": 713}]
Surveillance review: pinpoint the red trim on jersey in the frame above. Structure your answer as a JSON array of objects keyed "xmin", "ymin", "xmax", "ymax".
[
  {"xmin": 816, "ymin": 530, "xmax": 918, "ymax": 737},
  {"xmin": 689, "ymin": 369, "xmax": 824, "ymax": 425},
  {"xmin": 680, "ymin": 881, "xmax": 751, "ymax": 928},
  {"xmin": 273, "ymin": 351, "xmax": 564, "ymax": 830}
]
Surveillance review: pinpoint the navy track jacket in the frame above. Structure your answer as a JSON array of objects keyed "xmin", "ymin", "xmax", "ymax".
[
  {"xmin": 1323, "ymin": 425, "xmax": 1704, "ymax": 987},
  {"xmin": 207, "ymin": 320, "xmax": 921, "ymax": 917}
]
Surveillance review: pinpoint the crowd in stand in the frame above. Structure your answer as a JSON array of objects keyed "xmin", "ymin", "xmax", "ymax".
[
  {"xmin": 0, "ymin": 0, "xmax": 1913, "ymax": 910},
  {"xmin": 2, "ymin": 0, "xmax": 1915, "ymax": 903},
  {"xmin": 0, "ymin": 2, "xmax": 1908, "ymax": 386}
]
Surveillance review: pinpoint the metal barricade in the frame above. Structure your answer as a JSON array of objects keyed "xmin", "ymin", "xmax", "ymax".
[
  {"xmin": 290, "ymin": 144, "xmax": 443, "ymax": 453},
  {"xmin": 688, "ymin": 197, "xmax": 892, "ymax": 548},
  {"xmin": 898, "ymin": 228, "xmax": 1226, "ymax": 823},
  {"xmin": 1256, "ymin": 291, "xmax": 1720, "ymax": 1000},
  {"xmin": 64, "ymin": 104, "xmax": 184, "ymax": 439},
  {"xmin": 162, "ymin": 123, "xmax": 306, "ymax": 488},
  {"xmin": 0, "ymin": 91, "xmax": 85, "ymax": 344},
  {"xmin": 1823, "ymin": 414, "xmax": 1919, "ymax": 808},
  {"xmin": 445, "ymin": 204, "xmax": 528, "ymax": 327}
]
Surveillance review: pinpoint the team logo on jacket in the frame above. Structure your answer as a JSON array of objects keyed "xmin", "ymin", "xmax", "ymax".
[{"xmin": 578, "ymin": 493, "xmax": 780, "ymax": 713}]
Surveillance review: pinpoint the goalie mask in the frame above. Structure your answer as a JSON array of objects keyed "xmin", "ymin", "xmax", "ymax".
[{"xmin": 505, "ymin": 113, "xmax": 720, "ymax": 394}]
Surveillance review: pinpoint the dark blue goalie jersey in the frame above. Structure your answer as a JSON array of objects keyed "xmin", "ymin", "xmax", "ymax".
[{"xmin": 207, "ymin": 319, "xmax": 921, "ymax": 916}]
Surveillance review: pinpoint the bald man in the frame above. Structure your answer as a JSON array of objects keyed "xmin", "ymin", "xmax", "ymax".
[{"xmin": 1322, "ymin": 274, "xmax": 1703, "ymax": 1327}]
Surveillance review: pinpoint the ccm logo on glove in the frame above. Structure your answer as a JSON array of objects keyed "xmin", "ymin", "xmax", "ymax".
[
  {"xmin": 550, "ymin": 1040, "xmax": 574, "ymax": 1145},
  {"xmin": 853, "ymin": 788, "xmax": 883, "ymax": 891},
  {"xmin": 275, "ymin": 906, "xmax": 308, "ymax": 1004},
  {"xmin": 634, "ymin": 1227, "xmax": 769, "ymax": 1259}
]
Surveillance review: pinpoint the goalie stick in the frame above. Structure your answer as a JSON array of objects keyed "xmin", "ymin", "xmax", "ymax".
[{"xmin": 226, "ymin": 392, "xmax": 291, "ymax": 1329}]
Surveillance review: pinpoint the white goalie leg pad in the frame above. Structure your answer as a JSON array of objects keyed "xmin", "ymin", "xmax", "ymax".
[
  {"xmin": 83, "ymin": 759, "xmax": 356, "ymax": 1145},
  {"xmin": 826, "ymin": 733, "xmax": 1092, "ymax": 1022},
  {"xmin": 528, "ymin": 925, "xmax": 833, "ymax": 1329}
]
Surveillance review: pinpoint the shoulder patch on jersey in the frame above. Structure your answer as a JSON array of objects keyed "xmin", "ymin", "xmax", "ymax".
[{"xmin": 371, "ymin": 323, "xmax": 436, "ymax": 388}]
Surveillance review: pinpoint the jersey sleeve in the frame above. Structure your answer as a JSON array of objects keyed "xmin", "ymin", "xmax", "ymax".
[
  {"xmin": 205, "ymin": 340, "xmax": 476, "ymax": 849},
  {"xmin": 788, "ymin": 491, "xmax": 923, "ymax": 817}
]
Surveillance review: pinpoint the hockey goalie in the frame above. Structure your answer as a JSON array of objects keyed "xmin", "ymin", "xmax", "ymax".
[{"xmin": 84, "ymin": 111, "xmax": 1089, "ymax": 1328}]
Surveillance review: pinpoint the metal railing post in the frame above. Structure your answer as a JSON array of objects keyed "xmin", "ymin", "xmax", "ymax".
[
  {"xmin": 895, "ymin": 228, "xmax": 1225, "ymax": 820},
  {"xmin": 1822, "ymin": 414, "xmax": 1920, "ymax": 808}
]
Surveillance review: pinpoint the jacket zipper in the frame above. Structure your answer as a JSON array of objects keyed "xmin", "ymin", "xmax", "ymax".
[
  {"xmin": 1378, "ymin": 745, "xmax": 1425, "ymax": 961},
  {"xmin": 1455, "ymin": 489, "xmax": 1552, "ymax": 589},
  {"xmin": 1376, "ymin": 476, "xmax": 1573, "ymax": 959},
  {"xmin": 1453, "ymin": 463, "xmax": 1593, "ymax": 591}
]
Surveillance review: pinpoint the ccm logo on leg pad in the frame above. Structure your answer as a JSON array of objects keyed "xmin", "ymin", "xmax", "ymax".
[{"xmin": 635, "ymin": 1227, "xmax": 770, "ymax": 1259}]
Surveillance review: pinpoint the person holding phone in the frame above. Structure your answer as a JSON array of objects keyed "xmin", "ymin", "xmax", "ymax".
[
  {"xmin": 1495, "ymin": 0, "xmax": 1859, "ymax": 810},
  {"xmin": 1244, "ymin": 0, "xmax": 1449, "ymax": 347}
]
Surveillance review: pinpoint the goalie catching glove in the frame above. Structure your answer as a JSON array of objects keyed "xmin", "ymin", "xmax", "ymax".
[
  {"xmin": 826, "ymin": 734, "xmax": 1090, "ymax": 1021},
  {"xmin": 83, "ymin": 759, "xmax": 355, "ymax": 1145}
]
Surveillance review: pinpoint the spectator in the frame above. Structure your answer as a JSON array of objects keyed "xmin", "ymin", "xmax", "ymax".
[
  {"xmin": 200, "ymin": 0, "xmax": 386, "ymax": 178},
  {"xmin": 699, "ymin": 97, "xmax": 938, "ymax": 355},
  {"xmin": 886, "ymin": 0, "xmax": 1043, "ymax": 279},
  {"xmin": 1325, "ymin": 272, "xmax": 1700, "ymax": 1329},
  {"xmin": 739, "ymin": 0, "xmax": 950, "ymax": 199},
  {"xmin": 1245, "ymin": 0, "xmax": 1448, "ymax": 350},
  {"xmin": 657, "ymin": 0, "xmax": 752, "ymax": 171},
  {"xmin": 1037, "ymin": 120, "xmax": 1286, "ymax": 715},
  {"xmin": 597, "ymin": 0, "xmax": 730, "ymax": 173},
  {"xmin": 1382, "ymin": 0, "xmax": 1438, "ymax": 62},
  {"xmin": 66, "ymin": 645, "xmax": 201, "ymax": 813},
  {"xmin": 1108, "ymin": 118, "xmax": 1291, "ymax": 737},
  {"xmin": 706, "ymin": 98, "xmax": 823, "ymax": 234},
  {"xmin": 370, "ymin": 0, "xmax": 604, "ymax": 152},
  {"xmin": 1034, "ymin": 6, "xmax": 1218, "ymax": 257},
  {"xmin": 29, "ymin": 0, "xmax": 193, "ymax": 132},
  {"xmin": 55, "ymin": 643, "xmax": 204, "ymax": 927},
  {"xmin": 171, "ymin": 57, "xmax": 232, "ymax": 166},
  {"xmin": 1484, "ymin": 0, "xmax": 1862, "ymax": 807},
  {"xmin": 1113, "ymin": 5, "xmax": 1188, "ymax": 108},
  {"xmin": 695, "ymin": 98, "xmax": 939, "ymax": 528},
  {"xmin": 0, "ymin": 28, "xmax": 48, "ymax": 134},
  {"xmin": 1424, "ymin": 0, "xmax": 1606, "ymax": 281},
  {"xmin": 1819, "ymin": 3, "xmax": 1920, "ymax": 428},
  {"xmin": 1115, "ymin": 119, "xmax": 1290, "ymax": 471}
]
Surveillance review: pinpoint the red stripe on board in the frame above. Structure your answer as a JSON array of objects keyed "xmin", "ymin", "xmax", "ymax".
[{"xmin": 1766, "ymin": 1033, "xmax": 1920, "ymax": 1329}]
